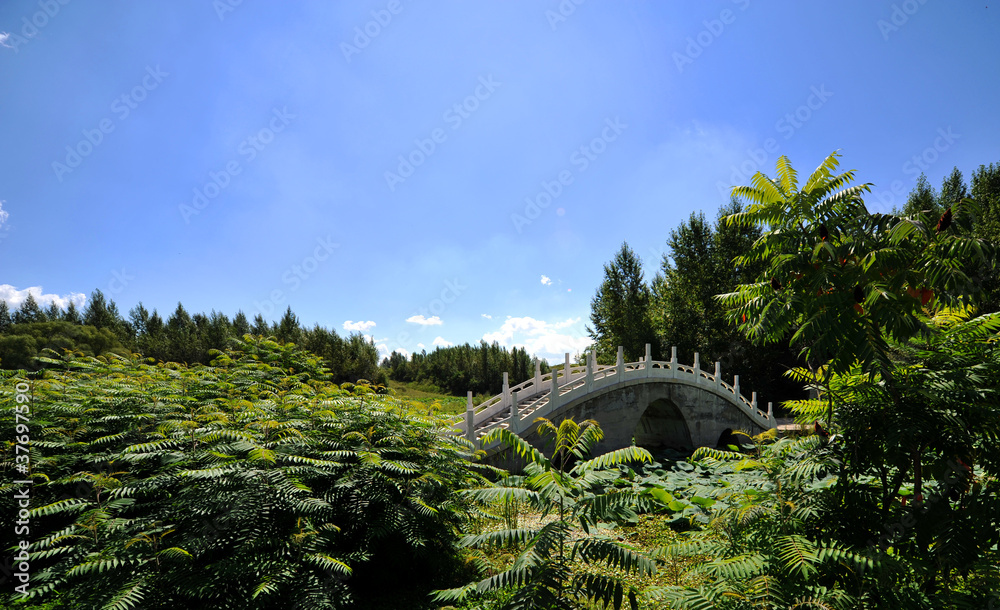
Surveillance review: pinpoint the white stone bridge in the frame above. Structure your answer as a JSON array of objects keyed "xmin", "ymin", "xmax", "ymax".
[{"xmin": 452, "ymin": 344, "xmax": 776, "ymax": 456}]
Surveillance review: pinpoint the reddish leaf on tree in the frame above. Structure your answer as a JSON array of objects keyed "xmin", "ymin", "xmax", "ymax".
[{"xmin": 936, "ymin": 207, "xmax": 952, "ymax": 233}]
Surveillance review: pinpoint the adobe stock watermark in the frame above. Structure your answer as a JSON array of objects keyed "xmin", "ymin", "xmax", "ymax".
[
  {"xmin": 511, "ymin": 117, "xmax": 627, "ymax": 233},
  {"xmin": 51, "ymin": 65, "xmax": 168, "ymax": 182},
  {"xmin": 877, "ymin": 0, "xmax": 930, "ymax": 41},
  {"xmin": 213, "ymin": 0, "xmax": 244, "ymax": 22},
  {"xmin": 178, "ymin": 107, "xmax": 295, "ymax": 223},
  {"xmin": 341, "ymin": 0, "xmax": 404, "ymax": 62},
  {"xmin": 11, "ymin": 380, "xmax": 34, "ymax": 597},
  {"xmin": 673, "ymin": 0, "xmax": 751, "ymax": 73},
  {"xmin": 546, "ymin": 0, "xmax": 586, "ymax": 31},
  {"xmin": 384, "ymin": 75, "xmax": 501, "ymax": 192},
  {"xmin": 868, "ymin": 126, "xmax": 960, "ymax": 211},
  {"xmin": 0, "ymin": 0, "xmax": 72, "ymax": 54},
  {"xmin": 252, "ymin": 235, "xmax": 339, "ymax": 318},
  {"xmin": 715, "ymin": 84, "xmax": 833, "ymax": 199},
  {"xmin": 106, "ymin": 268, "xmax": 134, "ymax": 296}
]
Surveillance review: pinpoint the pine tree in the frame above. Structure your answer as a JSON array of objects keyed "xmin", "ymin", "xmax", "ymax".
[
  {"xmin": 63, "ymin": 300, "xmax": 81, "ymax": 324},
  {"xmin": 13, "ymin": 292, "xmax": 44, "ymax": 324},
  {"xmin": 231, "ymin": 310, "xmax": 251, "ymax": 337},
  {"xmin": 0, "ymin": 301, "xmax": 11, "ymax": 333},
  {"xmin": 587, "ymin": 242, "xmax": 658, "ymax": 363},
  {"xmin": 939, "ymin": 166, "xmax": 968, "ymax": 209},
  {"xmin": 900, "ymin": 173, "xmax": 940, "ymax": 218}
]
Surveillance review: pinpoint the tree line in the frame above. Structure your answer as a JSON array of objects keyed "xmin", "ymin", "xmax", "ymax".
[
  {"xmin": 0, "ymin": 295, "xmax": 386, "ymax": 385},
  {"xmin": 587, "ymin": 162, "xmax": 1000, "ymax": 408},
  {"xmin": 382, "ymin": 340, "xmax": 552, "ymax": 396}
]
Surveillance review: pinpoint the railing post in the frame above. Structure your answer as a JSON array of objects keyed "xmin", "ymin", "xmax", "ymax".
[
  {"xmin": 563, "ymin": 353, "xmax": 571, "ymax": 384},
  {"xmin": 510, "ymin": 389, "xmax": 520, "ymax": 434},
  {"xmin": 616, "ymin": 345, "xmax": 624, "ymax": 380},
  {"xmin": 534, "ymin": 358, "xmax": 542, "ymax": 392},
  {"xmin": 585, "ymin": 353, "xmax": 593, "ymax": 392},
  {"xmin": 767, "ymin": 402, "xmax": 775, "ymax": 426},
  {"xmin": 693, "ymin": 352, "xmax": 700, "ymax": 383},
  {"xmin": 752, "ymin": 391, "xmax": 757, "ymax": 411},
  {"xmin": 465, "ymin": 391, "xmax": 475, "ymax": 444},
  {"xmin": 714, "ymin": 361, "xmax": 722, "ymax": 387},
  {"xmin": 670, "ymin": 346, "xmax": 677, "ymax": 379},
  {"xmin": 550, "ymin": 370, "xmax": 560, "ymax": 410},
  {"xmin": 733, "ymin": 374, "xmax": 740, "ymax": 397},
  {"xmin": 502, "ymin": 372, "xmax": 510, "ymax": 412},
  {"xmin": 645, "ymin": 343, "xmax": 652, "ymax": 377}
]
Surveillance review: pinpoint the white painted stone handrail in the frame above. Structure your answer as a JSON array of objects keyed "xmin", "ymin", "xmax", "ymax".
[{"xmin": 453, "ymin": 345, "xmax": 777, "ymax": 444}]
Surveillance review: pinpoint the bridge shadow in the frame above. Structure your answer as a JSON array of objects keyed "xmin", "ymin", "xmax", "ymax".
[{"xmin": 633, "ymin": 398, "xmax": 693, "ymax": 452}]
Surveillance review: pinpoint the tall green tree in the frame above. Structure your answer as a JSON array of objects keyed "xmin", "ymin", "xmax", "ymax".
[
  {"xmin": 900, "ymin": 173, "xmax": 940, "ymax": 218},
  {"xmin": 62, "ymin": 300, "xmax": 81, "ymax": 324},
  {"xmin": 971, "ymin": 162, "xmax": 1000, "ymax": 312},
  {"xmin": 588, "ymin": 242, "xmax": 658, "ymax": 363},
  {"xmin": 938, "ymin": 166, "xmax": 968, "ymax": 210},
  {"xmin": 0, "ymin": 300, "xmax": 11, "ymax": 333},
  {"xmin": 12, "ymin": 292, "xmax": 45, "ymax": 324}
]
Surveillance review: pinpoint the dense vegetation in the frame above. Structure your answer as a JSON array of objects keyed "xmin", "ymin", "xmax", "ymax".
[
  {"xmin": 3, "ymin": 153, "xmax": 999, "ymax": 608},
  {"xmin": 0, "ymin": 298, "xmax": 385, "ymax": 386}
]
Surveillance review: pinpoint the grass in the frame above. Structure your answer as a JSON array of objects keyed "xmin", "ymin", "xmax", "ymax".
[{"xmin": 386, "ymin": 380, "xmax": 490, "ymax": 416}]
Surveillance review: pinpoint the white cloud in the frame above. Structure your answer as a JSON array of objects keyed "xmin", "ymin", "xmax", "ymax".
[
  {"xmin": 406, "ymin": 314, "xmax": 442, "ymax": 326},
  {"xmin": 343, "ymin": 320, "xmax": 376, "ymax": 332},
  {"xmin": 376, "ymin": 343, "xmax": 409, "ymax": 361},
  {"xmin": 482, "ymin": 316, "xmax": 592, "ymax": 363},
  {"xmin": 541, "ymin": 275, "xmax": 552, "ymax": 286},
  {"xmin": 0, "ymin": 285, "xmax": 86, "ymax": 309},
  {"xmin": 481, "ymin": 313, "xmax": 492, "ymax": 320},
  {"xmin": 0, "ymin": 200, "xmax": 9, "ymax": 227},
  {"xmin": 432, "ymin": 336, "xmax": 453, "ymax": 347},
  {"xmin": 417, "ymin": 342, "xmax": 425, "ymax": 349}
]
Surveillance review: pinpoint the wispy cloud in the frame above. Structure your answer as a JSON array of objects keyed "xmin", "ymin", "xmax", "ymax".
[
  {"xmin": 0, "ymin": 285, "xmax": 86, "ymax": 309},
  {"xmin": 0, "ymin": 200, "xmax": 9, "ymax": 226},
  {"xmin": 540, "ymin": 275, "xmax": 552, "ymax": 286},
  {"xmin": 343, "ymin": 320, "xmax": 376, "ymax": 332},
  {"xmin": 481, "ymin": 313, "xmax": 492, "ymax": 320},
  {"xmin": 406, "ymin": 314, "xmax": 442, "ymax": 326},
  {"xmin": 432, "ymin": 336, "xmax": 453, "ymax": 347},
  {"xmin": 0, "ymin": 33, "xmax": 11, "ymax": 49}
]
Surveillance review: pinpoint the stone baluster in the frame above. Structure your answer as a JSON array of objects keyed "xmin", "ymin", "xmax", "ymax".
[
  {"xmin": 670, "ymin": 346, "xmax": 677, "ymax": 379},
  {"xmin": 733, "ymin": 374, "xmax": 740, "ymax": 397},
  {"xmin": 693, "ymin": 352, "xmax": 700, "ymax": 383},
  {"xmin": 714, "ymin": 361, "xmax": 722, "ymax": 388},
  {"xmin": 502, "ymin": 372, "xmax": 509, "ymax": 412},
  {"xmin": 465, "ymin": 391, "xmax": 475, "ymax": 444},
  {"xmin": 616, "ymin": 345, "xmax": 624, "ymax": 380},
  {"xmin": 534, "ymin": 358, "xmax": 542, "ymax": 393},
  {"xmin": 563, "ymin": 353, "xmax": 571, "ymax": 384},
  {"xmin": 510, "ymin": 389, "xmax": 520, "ymax": 434},
  {"xmin": 645, "ymin": 343, "xmax": 652, "ymax": 377},
  {"xmin": 585, "ymin": 352, "xmax": 593, "ymax": 392},
  {"xmin": 550, "ymin": 369, "xmax": 560, "ymax": 410}
]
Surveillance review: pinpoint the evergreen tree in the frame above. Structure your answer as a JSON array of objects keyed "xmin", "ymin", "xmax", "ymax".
[
  {"xmin": 63, "ymin": 300, "xmax": 81, "ymax": 324},
  {"xmin": 971, "ymin": 162, "xmax": 1000, "ymax": 312},
  {"xmin": 232, "ymin": 310, "xmax": 251, "ymax": 337},
  {"xmin": 13, "ymin": 293, "xmax": 45, "ymax": 324},
  {"xmin": 587, "ymin": 242, "xmax": 658, "ymax": 363},
  {"xmin": 251, "ymin": 313, "xmax": 271, "ymax": 337},
  {"xmin": 44, "ymin": 301, "xmax": 62, "ymax": 322},
  {"xmin": 0, "ymin": 301, "xmax": 10, "ymax": 333},
  {"xmin": 83, "ymin": 290, "xmax": 120, "ymax": 330},
  {"xmin": 939, "ymin": 166, "xmax": 968, "ymax": 209},
  {"xmin": 275, "ymin": 306, "xmax": 301, "ymax": 344},
  {"xmin": 900, "ymin": 173, "xmax": 940, "ymax": 218}
]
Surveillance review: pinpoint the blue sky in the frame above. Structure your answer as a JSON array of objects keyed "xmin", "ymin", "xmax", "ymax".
[{"xmin": 1, "ymin": 1, "xmax": 998, "ymax": 363}]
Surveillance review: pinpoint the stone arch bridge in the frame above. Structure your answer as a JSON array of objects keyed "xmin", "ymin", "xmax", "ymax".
[{"xmin": 452, "ymin": 345, "xmax": 776, "ymax": 457}]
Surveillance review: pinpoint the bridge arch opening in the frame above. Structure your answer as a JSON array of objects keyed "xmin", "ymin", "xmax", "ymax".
[{"xmin": 633, "ymin": 398, "xmax": 693, "ymax": 451}]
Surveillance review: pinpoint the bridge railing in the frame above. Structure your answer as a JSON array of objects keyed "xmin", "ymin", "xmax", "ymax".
[{"xmin": 452, "ymin": 345, "xmax": 776, "ymax": 445}]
